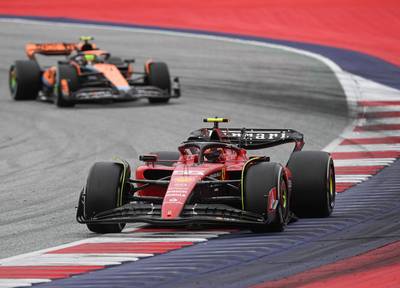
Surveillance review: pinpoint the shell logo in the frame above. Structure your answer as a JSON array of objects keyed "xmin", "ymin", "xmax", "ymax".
[{"xmin": 174, "ymin": 177, "xmax": 194, "ymax": 183}]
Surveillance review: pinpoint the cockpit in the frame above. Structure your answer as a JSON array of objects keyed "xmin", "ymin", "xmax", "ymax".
[{"xmin": 178, "ymin": 141, "xmax": 241, "ymax": 164}]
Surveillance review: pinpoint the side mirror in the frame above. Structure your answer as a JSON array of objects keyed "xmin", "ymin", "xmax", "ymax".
[{"xmin": 139, "ymin": 154, "xmax": 158, "ymax": 162}]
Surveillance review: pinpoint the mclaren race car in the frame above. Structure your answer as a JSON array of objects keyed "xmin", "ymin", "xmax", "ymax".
[
  {"xmin": 9, "ymin": 36, "xmax": 180, "ymax": 107},
  {"xmin": 77, "ymin": 118, "xmax": 336, "ymax": 233}
]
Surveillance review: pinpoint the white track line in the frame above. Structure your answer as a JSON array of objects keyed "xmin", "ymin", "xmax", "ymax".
[
  {"xmin": 357, "ymin": 118, "xmax": 400, "ymax": 124},
  {"xmin": 87, "ymin": 236, "xmax": 209, "ymax": 242},
  {"xmin": 359, "ymin": 106, "xmax": 400, "ymax": 113},
  {"xmin": 2, "ymin": 254, "xmax": 142, "ymax": 266},
  {"xmin": 0, "ymin": 279, "xmax": 51, "ymax": 288},
  {"xmin": 335, "ymin": 175, "xmax": 371, "ymax": 183},
  {"xmin": 351, "ymin": 75, "xmax": 400, "ymax": 100},
  {"xmin": 339, "ymin": 130, "xmax": 400, "ymax": 139},
  {"xmin": 333, "ymin": 144, "xmax": 400, "ymax": 152},
  {"xmin": 333, "ymin": 158, "xmax": 395, "ymax": 167}
]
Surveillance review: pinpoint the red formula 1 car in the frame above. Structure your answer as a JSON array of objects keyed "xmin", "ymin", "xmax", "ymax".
[
  {"xmin": 77, "ymin": 118, "xmax": 335, "ymax": 233},
  {"xmin": 9, "ymin": 36, "xmax": 180, "ymax": 107}
]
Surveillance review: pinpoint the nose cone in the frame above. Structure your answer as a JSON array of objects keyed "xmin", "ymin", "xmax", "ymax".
[
  {"xmin": 161, "ymin": 175, "xmax": 200, "ymax": 219},
  {"xmin": 93, "ymin": 63, "xmax": 130, "ymax": 91}
]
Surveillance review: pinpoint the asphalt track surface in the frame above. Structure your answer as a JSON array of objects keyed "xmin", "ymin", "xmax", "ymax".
[{"xmin": 0, "ymin": 21, "xmax": 349, "ymax": 261}]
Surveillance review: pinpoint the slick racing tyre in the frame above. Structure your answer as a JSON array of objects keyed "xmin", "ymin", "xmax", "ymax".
[
  {"xmin": 84, "ymin": 162, "xmax": 129, "ymax": 233},
  {"xmin": 147, "ymin": 62, "xmax": 171, "ymax": 104},
  {"xmin": 150, "ymin": 151, "xmax": 181, "ymax": 166},
  {"xmin": 288, "ymin": 151, "xmax": 335, "ymax": 218},
  {"xmin": 55, "ymin": 64, "xmax": 79, "ymax": 108},
  {"xmin": 9, "ymin": 60, "xmax": 41, "ymax": 100},
  {"xmin": 243, "ymin": 161, "xmax": 289, "ymax": 233}
]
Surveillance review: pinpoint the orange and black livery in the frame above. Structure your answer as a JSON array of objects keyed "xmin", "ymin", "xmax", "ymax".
[{"xmin": 9, "ymin": 36, "xmax": 181, "ymax": 107}]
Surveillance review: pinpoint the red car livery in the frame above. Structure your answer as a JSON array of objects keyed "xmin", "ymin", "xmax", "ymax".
[{"xmin": 77, "ymin": 118, "xmax": 335, "ymax": 233}]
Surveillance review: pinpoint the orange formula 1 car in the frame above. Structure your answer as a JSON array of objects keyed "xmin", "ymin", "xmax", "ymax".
[{"xmin": 9, "ymin": 36, "xmax": 180, "ymax": 107}]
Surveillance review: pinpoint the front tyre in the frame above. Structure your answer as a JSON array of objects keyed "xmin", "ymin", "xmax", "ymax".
[
  {"xmin": 9, "ymin": 60, "xmax": 41, "ymax": 100},
  {"xmin": 55, "ymin": 64, "xmax": 79, "ymax": 108},
  {"xmin": 288, "ymin": 151, "xmax": 335, "ymax": 218},
  {"xmin": 84, "ymin": 162, "xmax": 129, "ymax": 233},
  {"xmin": 147, "ymin": 62, "xmax": 171, "ymax": 104},
  {"xmin": 243, "ymin": 161, "xmax": 289, "ymax": 233}
]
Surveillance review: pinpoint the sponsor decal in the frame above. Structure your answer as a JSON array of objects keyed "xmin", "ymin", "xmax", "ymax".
[
  {"xmin": 165, "ymin": 199, "xmax": 184, "ymax": 205},
  {"xmin": 174, "ymin": 176, "xmax": 195, "ymax": 183},
  {"xmin": 287, "ymin": 179, "xmax": 292, "ymax": 191},
  {"xmin": 268, "ymin": 187, "xmax": 278, "ymax": 212},
  {"xmin": 209, "ymin": 171, "xmax": 222, "ymax": 179},
  {"xmin": 165, "ymin": 192, "xmax": 186, "ymax": 197},
  {"xmin": 173, "ymin": 182, "xmax": 189, "ymax": 187},
  {"xmin": 167, "ymin": 188, "xmax": 189, "ymax": 193},
  {"xmin": 76, "ymin": 90, "xmax": 114, "ymax": 99},
  {"xmin": 227, "ymin": 131, "xmax": 288, "ymax": 140},
  {"xmin": 173, "ymin": 170, "xmax": 204, "ymax": 176}
]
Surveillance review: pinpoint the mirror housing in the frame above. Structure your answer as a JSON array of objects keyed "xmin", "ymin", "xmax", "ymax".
[{"xmin": 139, "ymin": 154, "xmax": 158, "ymax": 162}]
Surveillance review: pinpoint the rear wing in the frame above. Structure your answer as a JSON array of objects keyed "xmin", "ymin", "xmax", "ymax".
[
  {"xmin": 26, "ymin": 43, "xmax": 78, "ymax": 59},
  {"xmin": 189, "ymin": 128, "xmax": 304, "ymax": 151},
  {"xmin": 224, "ymin": 128, "xmax": 304, "ymax": 150}
]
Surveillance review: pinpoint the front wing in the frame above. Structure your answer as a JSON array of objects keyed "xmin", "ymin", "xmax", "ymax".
[
  {"xmin": 70, "ymin": 76, "xmax": 181, "ymax": 102},
  {"xmin": 71, "ymin": 85, "xmax": 179, "ymax": 102},
  {"xmin": 42, "ymin": 77, "xmax": 181, "ymax": 103},
  {"xmin": 77, "ymin": 201, "xmax": 267, "ymax": 227}
]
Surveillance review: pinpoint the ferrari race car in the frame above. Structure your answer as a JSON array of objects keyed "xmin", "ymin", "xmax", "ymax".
[
  {"xmin": 77, "ymin": 118, "xmax": 336, "ymax": 233},
  {"xmin": 9, "ymin": 36, "xmax": 180, "ymax": 107}
]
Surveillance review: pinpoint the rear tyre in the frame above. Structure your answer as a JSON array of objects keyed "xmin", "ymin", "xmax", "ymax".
[
  {"xmin": 288, "ymin": 151, "xmax": 335, "ymax": 218},
  {"xmin": 243, "ymin": 162, "xmax": 289, "ymax": 233},
  {"xmin": 9, "ymin": 60, "xmax": 41, "ymax": 100},
  {"xmin": 55, "ymin": 64, "xmax": 79, "ymax": 108},
  {"xmin": 150, "ymin": 151, "xmax": 181, "ymax": 166},
  {"xmin": 147, "ymin": 62, "xmax": 171, "ymax": 104},
  {"xmin": 84, "ymin": 162, "xmax": 128, "ymax": 233}
]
